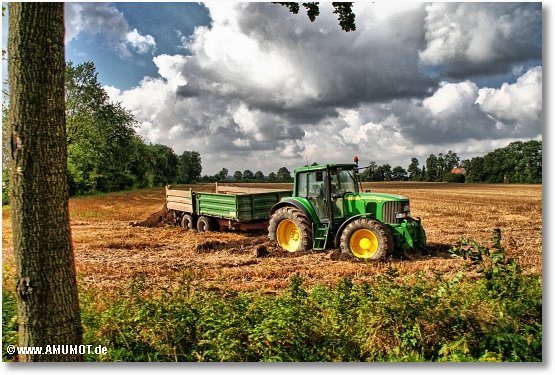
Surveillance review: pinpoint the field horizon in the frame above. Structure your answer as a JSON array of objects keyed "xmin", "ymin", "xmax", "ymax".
[{"xmin": 2, "ymin": 182, "xmax": 542, "ymax": 294}]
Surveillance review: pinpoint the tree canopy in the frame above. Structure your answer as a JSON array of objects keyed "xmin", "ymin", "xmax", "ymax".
[
  {"xmin": 64, "ymin": 61, "xmax": 202, "ymax": 193},
  {"xmin": 357, "ymin": 141, "xmax": 541, "ymax": 184},
  {"xmin": 66, "ymin": 61, "xmax": 140, "ymax": 194},
  {"xmin": 464, "ymin": 140, "xmax": 542, "ymax": 184},
  {"xmin": 275, "ymin": 2, "xmax": 356, "ymax": 32}
]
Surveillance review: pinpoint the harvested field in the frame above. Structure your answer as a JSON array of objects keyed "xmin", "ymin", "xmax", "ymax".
[{"xmin": 1, "ymin": 183, "xmax": 542, "ymax": 294}]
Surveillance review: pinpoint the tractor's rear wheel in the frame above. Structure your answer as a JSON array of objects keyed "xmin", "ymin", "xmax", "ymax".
[
  {"xmin": 268, "ymin": 207, "xmax": 312, "ymax": 252},
  {"xmin": 197, "ymin": 215, "xmax": 217, "ymax": 232},
  {"xmin": 181, "ymin": 214, "xmax": 196, "ymax": 230},
  {"xmin": 340, "ymin": 218, "xmax": 393, "ymax": 260}
]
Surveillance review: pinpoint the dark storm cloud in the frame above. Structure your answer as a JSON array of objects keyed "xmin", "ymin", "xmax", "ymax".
[
  {"xmin": 420, "ymin": 2, "xmax": 542, "ymax": 79},
  {"xmin": 392, "ymin": 100, "xmax": 498, "ymax": 145},
  {"xmin": 176, "ymin": 84, "xmax": 200, "ymax": 98},
  {"xmin": 174, "ymin": 2, "xmax": 436, "ymax": 127},
  {"xmin": 238, "ymin": 2, "xmax": 438, "ymax": 107}
]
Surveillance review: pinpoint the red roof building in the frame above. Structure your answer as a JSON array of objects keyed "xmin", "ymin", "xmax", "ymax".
[{"xmin": 451, "ymin": 167, "xmax": 466, "ymax": 175}]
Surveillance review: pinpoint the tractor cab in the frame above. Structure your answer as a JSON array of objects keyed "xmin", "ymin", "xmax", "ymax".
[{"xmin": 293, "ymin": 163, "xmax": 359, "ymax": 225}]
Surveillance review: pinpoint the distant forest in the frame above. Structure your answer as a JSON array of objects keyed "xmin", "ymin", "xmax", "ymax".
[
  {"xmin": 2, "ymin": 61, "xmax": 542, "ymax": 204},
  {"xmin": 202, "ymin": 139, "xmax": 542, "ymax": 185},
  {"xmin": 358, "ymin": 140, "xmax": 542, "ymax": 184}
]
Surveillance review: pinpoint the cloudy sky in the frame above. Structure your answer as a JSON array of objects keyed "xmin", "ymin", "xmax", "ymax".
[{"xmin": 3, "ymin": 2, "xmax": 544, "ymax": 176}]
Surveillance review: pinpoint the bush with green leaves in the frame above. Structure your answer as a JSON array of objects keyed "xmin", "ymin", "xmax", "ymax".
[
  {"xmin": 443, "ymin": 172, "xmax": 465, "ymax": 183},
  {"xmin": 2, "ymin": 288, "xmax": 18, "ymax": 361}
]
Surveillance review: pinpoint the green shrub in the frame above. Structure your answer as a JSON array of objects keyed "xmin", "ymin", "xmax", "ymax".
[
  {"xmin": 2, "ymin": 288, "xmax": 18, "ymax": 361},
  {"xmin": 2, "ymin": 172, "xmax": 9, "ymax": 206},
  {"xmin": 449, "ymin": 229, "xmax": 542, "ymax": 361},
  {"xmin": 443, "ymin": 172, "xmax": 465, "ymax": 183},
  {"xmin": 76, "ymin": 239, "xmax": 540, "ymax": 362}
]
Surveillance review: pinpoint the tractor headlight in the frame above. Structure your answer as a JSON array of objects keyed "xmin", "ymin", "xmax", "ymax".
[
  {"xmin": 396, "ymin": 204, "xmax": 411, "ymax": 219},
  {"xmin": 383, "ymin": 201, "xmax": 412, "ymax": 224}
]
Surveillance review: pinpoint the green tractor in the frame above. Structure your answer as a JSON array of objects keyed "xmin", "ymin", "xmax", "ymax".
[{"xmin": 268, "ymin": 159, "xmax": 426, "ymax": 259}]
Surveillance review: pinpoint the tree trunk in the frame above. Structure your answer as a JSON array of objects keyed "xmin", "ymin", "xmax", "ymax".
[{"xmin": 8, "ymin": 2, "xmax": 83, "ymax": 361}]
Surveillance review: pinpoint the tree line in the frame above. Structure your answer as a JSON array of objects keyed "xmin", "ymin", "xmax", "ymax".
[
  {"xmin": 2, "ymin": 61, "xmax": 203, "ymax": 200},
  {"xmin": 358, "ymin": 140, "xmax": 541, "ymax": 184},
  {"xmin": 63, "ymin": 61, "xmax": 208, "ymax": 195},
  {"xmin": 201, "ymin": 139, "xmax": 542, "ymax": 185},
  {"xmin": 200, "ymin": 166, "xmax": 294, "ymax": 183},
  {"xmin": 464, "ymin": 140, "xmax": 542, "ymax": 183}
]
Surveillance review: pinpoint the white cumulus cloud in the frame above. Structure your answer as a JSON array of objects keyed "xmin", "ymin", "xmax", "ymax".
[
  {"xmin": 125, "ymin": 29, "xmax": 156, "ymax": 55},
  {"xmin": 477, "ymin": 66, "xmax": 542, "ymax": 136},
  {"xmin": 65, "ymin": 3, "xmax": 156, "ymax": 57}
]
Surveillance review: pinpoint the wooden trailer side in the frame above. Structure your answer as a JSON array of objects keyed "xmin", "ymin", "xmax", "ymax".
[{"xmin": 166, "ymin": 186, "xmax": 194, "ymax": 213}]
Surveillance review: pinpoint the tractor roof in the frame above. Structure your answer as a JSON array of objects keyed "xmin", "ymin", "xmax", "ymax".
[{"xmin": 294, "ymin": 163, "xmax": 358, "ymax": 173}]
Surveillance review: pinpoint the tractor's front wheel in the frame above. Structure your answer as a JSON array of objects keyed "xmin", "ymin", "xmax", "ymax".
[
  {"xmin": 340, "ymin": 218, "xmax": 393, "ymax": 260},
  {"xmin": 268, "ymin": 207, "xmax": 312, "ymax": 252}
]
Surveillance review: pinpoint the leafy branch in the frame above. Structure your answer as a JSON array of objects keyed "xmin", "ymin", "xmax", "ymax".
[{"xmin": 274, "ymin": 2, "xmax": 356, "ymax": 32}]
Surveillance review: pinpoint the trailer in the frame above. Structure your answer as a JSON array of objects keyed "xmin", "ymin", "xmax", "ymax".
[{"xmin": 166, "ymin": 183, "xmax": 292, "ymax": 232}]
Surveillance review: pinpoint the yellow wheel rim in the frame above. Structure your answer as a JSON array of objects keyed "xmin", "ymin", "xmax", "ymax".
[
  {"xmin": 276, "ymin": 219, "xmax": 300, "ymax": 252},
  {"xmin": 349, "ymin": 229, "xmax": 378, "ymax": 258}
]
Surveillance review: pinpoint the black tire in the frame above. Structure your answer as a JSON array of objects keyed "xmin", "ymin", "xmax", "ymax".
[
  {"xmin": 181, "ymin": 214, "xmax": 196, "ymax": 230},
  {"xmin": 268, "ymin": 206, "xmax": 313, "ymax": 252},
  {"xmin": 339, "ymin": 218, "xmax": 393, "ymax": 260},
  {"xmin": 197, "ymin": 216, "xmax": 217, "ymax": 232}
]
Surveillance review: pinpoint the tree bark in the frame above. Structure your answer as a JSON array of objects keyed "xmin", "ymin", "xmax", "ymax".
[{"xmin": 8, "ymin": 2, "xmax": 83, "ymax": 361}]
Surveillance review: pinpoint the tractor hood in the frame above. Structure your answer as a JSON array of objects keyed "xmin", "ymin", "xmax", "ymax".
[
  {"xmin": 342, "ymin": 192, "xmax": 412, "ymax": 224},
  {"xmin": 345, "ymin": 192, "xmax": 409, "ymax": 203}
]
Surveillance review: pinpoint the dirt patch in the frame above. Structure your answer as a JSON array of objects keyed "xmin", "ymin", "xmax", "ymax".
[
  {"xmin": 195, "ymin": 240, "xmax": 227, "ymax": 253},
  {"xmin": 196, "ymin": 236, "xmax": 273, "ymax": 258},
  {"xmin": 253, "ymin": 245, "xmax": 269, "ymax": 258},
  {"xmin": 328, "ymin": 248, "xmax": 353, "ymax": 261},
  {"xmin": 131, "ymin": 204, "xmax": 175, "ymax": 228}
]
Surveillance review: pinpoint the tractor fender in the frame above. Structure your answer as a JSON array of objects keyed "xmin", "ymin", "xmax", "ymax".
[
  {"xmin": 269, "ymin": 197, "xmax": 320, "ymax": 225},
  {"xmin": 333, "ymin": 213, "xmax": 375, "ymax": 248}
]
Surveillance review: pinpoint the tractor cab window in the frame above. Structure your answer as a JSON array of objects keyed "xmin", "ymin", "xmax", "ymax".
[
  {"xmin": 296, "ymin": 170, "xmax": 327, "ymax": 221},
  {"xmin": 295, "ymin": 172, "xmax": 309, "ymax": 197},
  {"xmin": 295, "ymin": 171, "xmax": 327, "ymax": 220},
  {"xmin": 308, "ymin": 170, "xmax": 326, "ymax": 199},
  {"xmin": 295, "ymin": 171, "xmax": 326, "ymax": 198},
  {"xmin": 329, "ymin": 168, "xmax": 358, "ymax": 197}
]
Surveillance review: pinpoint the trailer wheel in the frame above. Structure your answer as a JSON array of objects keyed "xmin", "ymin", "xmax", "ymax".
[
  {"xmin": 197, "ymin": 216, "xmax": 217, "ymax": 232},
  {"xmin": 268, "ymin": 207, "xmax": 312, "ymax": 252},
  {"xmin": 181, "ymin": 214, "xmax": 196, "ymax": 230},
  {"xmin": 340, "ymin": 218, "xmax": 393, "ymax": 260}
]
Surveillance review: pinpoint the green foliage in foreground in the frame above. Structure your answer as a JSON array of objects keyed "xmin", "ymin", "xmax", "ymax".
[{"xmin": 2, "ymin": 231, "xmax": 542, "ymax": 362}]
